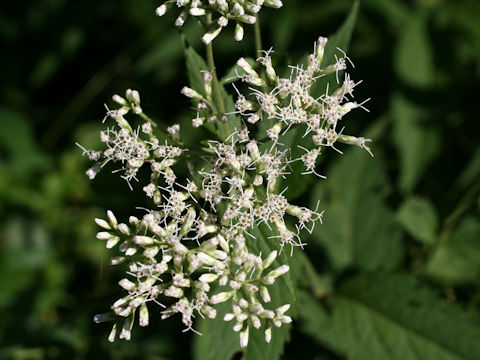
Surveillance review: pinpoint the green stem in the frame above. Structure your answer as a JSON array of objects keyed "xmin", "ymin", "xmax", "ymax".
[
  {"xmin": 205, "ymin": 15, "xmax": 229, "ymax": 138},
  {"xmin": 254, "ymin": 17, "xmax": 263, "ymax": 57},
  {"xmin": 302, "ymin": 253, "xmax": 327, "ymax": 299},
  {"xmin": 438, "ymin": 179, "xmax": 480, "ymax": 245},
  {"xmin": 254, "ymin": 16, "xmax": 268, "ymax": 88}
]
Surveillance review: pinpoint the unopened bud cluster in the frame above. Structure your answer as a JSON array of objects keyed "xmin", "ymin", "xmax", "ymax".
[{"xmin": 155, "ymin": 0, "xmax": 283, "ymax": 44}]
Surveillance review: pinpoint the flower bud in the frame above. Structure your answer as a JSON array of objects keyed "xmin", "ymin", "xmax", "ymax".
[
  {"xmin": 110, "ymin": 256, "xmax": 125, "ymax": 265},
  {"xmin": 119, "ymin": 278, "xmax": 136, "ymax": 291},
  {"xmin": 107, "ymin": 210, "xmax": 118, "ymax": 228},
  {"xmin": 199, "ymin": 273, "xmax": 220, "ymax": 283},
  {"xmin": 181, "ymin": 86, "xmax": 204, "ymax": 100},
  {"xmin": 175, "ymin": 11, "xmax": 188, "ymax": 27},
  {"xmin": 266, "ymin": 264, "xmax": 290, "ymax": 279},
  {"xmin": 265, "ymin": 326, "xmax": 272, "ymax": 343},
  {"xmin": 224, "ymin": 313, "xmax": 235, "ymax": 322},
  {"xmin": 260, "ymin": 286, "xmax": 271, "ymax": 303},
  {"xmin": 95, "ymin": 218, "xmax": 111, "ymax": 229},
  {"xmin": 139, "ymin": 303, "xmax": 149, "ymax": 326},
  {"xmin": 133, "ymin": 235, "xmax": 156, "ymax": 246},
  {"xmin": 234, "ymin": 23, "xmax": 244, "ymax": 41},
  {"xmin": 276, "ymin": 304, "xmax": 290, "ymax": 315},
  {"xmin": 117, "ymin": 223, "xmax": 130, "ymax": 235},
  {"xmin": 119, "ymin": 316, "xmax": 134, "ymax": 340},
  {"xmin": 197, "ymin": 252, "xmax": 217, "ymax": 266},
  {"xmin": 108, "ymin": 324, "xmax": 117, "ymax": 343},
  {"xmin": 262, "ymin": 250, "xmax": 277, "ymax": 269},
  {"xmin": 112, "ymin": 94, "xmax": 127, "ymax": 106},
  {"xmin": 238, "ymin": 15, "xmax": 256, "ymax": 24},
  {"xmin": 106, "ymin": 236, "xmax": 120, "ymax": 249},
  {"xmin": 237, "ymin": 58, "xmax": 257, "ymax": 77},
  {"xmin": 202, "ymin": 305, "xmax": 217, "ymax": 319},
  {"xmin": 155, "ymin": 4, "xmax": 168, "ymax": 17},
  {"xmin": 265, "ymin": 0, "xmax": 283, "ymax": 8},
  {"xmin": 210, "ymin": 291, "xmax": 234, "ymax": 304},
  {"xmin": 202, "ymin": 27, "xmax": 222, "ymax": 45},
  {"xmin": 240, "ymin": 327, "xmax": 249, "ymax": 348},
  {"xmin": 125, "ymin": 89, "xmax": 140, "ymax": 105},
  {"xmin": 250, "ymin": 315, "xmax": 261, "ymax": 329},
  {"xmin": 96, "ymin": 231, "xmax": 113, "ymax": 240},
  {"xmin": 190, "ymin": 7, "xmax": 206, "ymax": 16}
]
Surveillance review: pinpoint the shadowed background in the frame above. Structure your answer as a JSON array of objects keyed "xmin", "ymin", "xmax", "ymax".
[{"xmin": 1, "ymin": 0, "xmax": 480, "ymax": 359}]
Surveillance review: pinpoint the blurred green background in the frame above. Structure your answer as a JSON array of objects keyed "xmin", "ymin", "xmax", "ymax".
[{"xmin": 1, "ymin": 0, "xmax": 480, "ymax": 359}]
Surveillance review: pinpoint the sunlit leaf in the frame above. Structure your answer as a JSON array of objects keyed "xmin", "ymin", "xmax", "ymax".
[
  {"xmin": 311, "ymin": 125, "xmax": 403, "ymax": 271},
  {"xmin": 193, "ymin": 224, "xmax": 298, "ymax": 360},
  {"xmin": 299, "ymin": 272, "xmax": 480, "ymax": 360}
]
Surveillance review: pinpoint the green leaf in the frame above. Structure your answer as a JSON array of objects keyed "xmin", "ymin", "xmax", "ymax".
[
  {"xmin": 395, "ymin": 11, "xmax": 434, "ymax": 88},
  {"xmin": 426, "ymin": 217, "xmax": 480, "ymax": 285},
  {"xmin": 397, "ymin": 196, "xmax": 438, "ymax": 245},
  {"xmin": 183, "ymin": 40, "xmax": 209, "ymax": 98},
  {"xmin": 299, "ymin": 272, "xmax": 480, "ymax": 360},
  {"xmin": 311, "ymin": 127, "xmax": 403, "ymax": 271},
  {"xmin": 312, "ymin": 0, "xmax": 359, "ymax": 99},
  {"xmin": 392, "ymin": 93, "xmax": 440, "ymax": 193},
  {"xmin": 321, "ymin": 0, "xmax": 360, "ymax": 69},
  {"xmin": 193, "ymin": 300, "xmax": 242, "ymax": 360}
]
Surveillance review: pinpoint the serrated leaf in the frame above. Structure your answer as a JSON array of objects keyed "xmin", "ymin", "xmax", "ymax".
[
  {"xmin": 321, "ymin": 0, "xmax": 359, "ymax": 69},
  {"xmin": 426, "ymin": 217, "xmax": 480, "ymax": 285},
  {"xmin": 395, "ymin": 12, "xmax": 434, "ymax": 88},
  {"xmin": 183, "ymin": 40, "xmax": 209, "ymax": 98},
  {"xmin": 397, "ymin": 196, "xmax": 438, "ymax": 245},
  {"xmin": 311, "ymin": 136, "xmax": 403, "ymax": 271},
  {"xmin": 392, "ymin": 93, "xmax": 440, "ymax": 193},
  {"xmin": 312, "ymin": 0, "xmax": 359, "ymax": 99},
  {"xmin": 299, "ymin": 272, "xmax": 480, "ymax": 360},
  {"xmin": 192, "ymin": 300, "xmax": 242, "ymax": 360}
]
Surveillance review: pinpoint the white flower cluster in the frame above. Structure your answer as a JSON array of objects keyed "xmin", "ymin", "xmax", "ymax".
[
  {"xmin": 92, "ymin": 198, "xmax": 294, "ymax": 346},
  {"xmin": 83, "ymin": 36, "xmax": 372, "ymax": 349},
  {"xmin": 78, "ymin": 89, "xmax": 183, "ymax": 189},
  {"xmin": 184, "ymin": 36, "xmax": 372, "ymax": 180},
  {"xmin": 155, "ymin": 0, "xmax": 283, "ymax": 44}
]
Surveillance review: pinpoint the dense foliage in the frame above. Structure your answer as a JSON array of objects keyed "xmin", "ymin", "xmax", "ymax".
[{"xmin": 1, "ymin": 0, "xmax": 480, "ymax": 359}]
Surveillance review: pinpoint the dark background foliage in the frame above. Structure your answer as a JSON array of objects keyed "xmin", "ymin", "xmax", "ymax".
[{"xmin": 1, "ymin": 0, "xmax": 480, "ymax": 359}]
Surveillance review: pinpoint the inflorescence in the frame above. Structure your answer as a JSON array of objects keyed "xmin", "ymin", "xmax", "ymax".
[
  {"xmin": 81, "ymin": 35, "xmax": 371, "ymax": 348},
  {"xmin": 155, "ymin": 0, "xmax": 283, "ymax": 44}
]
